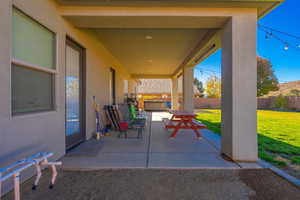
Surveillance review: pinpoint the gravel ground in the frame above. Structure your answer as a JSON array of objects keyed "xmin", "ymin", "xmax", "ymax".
[{"xmin": 3, "ymin": 169, "xmax": 300, "ymax": 200}]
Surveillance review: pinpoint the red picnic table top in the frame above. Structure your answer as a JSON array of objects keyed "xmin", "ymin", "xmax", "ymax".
[
  {"xmin": 169, "ymin": 110, "xmax": 196, "ymax": 118},
  {"xmin": 163, "ymin": 110, "xmax": 206, "ymax": 139}
]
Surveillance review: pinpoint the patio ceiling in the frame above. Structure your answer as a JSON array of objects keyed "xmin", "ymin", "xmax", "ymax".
[
  {"xmin": 57, "ymin": 0, "xmax": 283, "ymax": 78},
  {"xmin": 62, "ymin": 10, "xmax": 223, "ymax": 78},
  {"xmin": 62, "ymin": 13, "xmax": 223, "ymax": 78},
  {"xmin": 95, "ymin": 28, "xmax": 210, "ymax": 76}
]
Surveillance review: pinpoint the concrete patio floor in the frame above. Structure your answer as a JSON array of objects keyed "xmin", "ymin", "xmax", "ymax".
[{"xmin": 61, "ymin": 112, "xmax": 242, "ymax": 170}]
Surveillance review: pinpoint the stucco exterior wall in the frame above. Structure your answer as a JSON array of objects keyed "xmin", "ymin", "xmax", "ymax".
[
  {"xmin": 0, "ymin": 0, "xmax": 129, "ymax": 186},
  {"xmin": 0, "ymin": 0, "xmax": 277, "ymax": 194}
]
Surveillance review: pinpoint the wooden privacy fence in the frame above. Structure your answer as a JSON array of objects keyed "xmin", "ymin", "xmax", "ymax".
[
  {"xmin": 193, "ymin": 96, "xmax": 300, "ymax": 111},
  {"xmin": 178, "ymin": 98, "xmax": 221, "ymax": 109},
  {"xmin": 257, "ymin": 96, "xmax": 300, "ymax": 111},
  {"xmin": 138, "ymin": 95, "xmax": 300, "ymax": 111},
  {"xmin": 193, "ymin": 98, "xmax": 221, "ymax": 109}
]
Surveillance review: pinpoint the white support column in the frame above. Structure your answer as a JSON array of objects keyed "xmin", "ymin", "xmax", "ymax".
[
  {"xmin": 171, "ymin": 77, "xmax": 178, "ymax": 110},
  {"xmin": 221, "ymin": 14, "xmax": 258, "ymax": 162},
  {"xmin": 183, "ymin": 66, "xmax": 194, "ymax": 113}
]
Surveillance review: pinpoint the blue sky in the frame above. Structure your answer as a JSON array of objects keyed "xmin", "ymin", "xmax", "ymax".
[{"xmin": 195, "ymin": 0, "xmax": 300, "ymax": 84}]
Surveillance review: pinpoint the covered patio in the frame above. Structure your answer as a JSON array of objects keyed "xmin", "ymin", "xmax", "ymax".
[
  {"xmin": 62, "ymin": 112, "xmax": 242, "ymax": 169},
  {"xmin": 0, "ymin": 0, "xmax": 287, "ymax": 196},
  {"xmin": 58, "ymin": 0, "xmax": 260, "ymax": 162}
]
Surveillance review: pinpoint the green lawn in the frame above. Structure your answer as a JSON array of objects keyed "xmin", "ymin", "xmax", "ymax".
[{"xmin": 196, "ymin": 109, "xmax": 300, "ymax": 167}]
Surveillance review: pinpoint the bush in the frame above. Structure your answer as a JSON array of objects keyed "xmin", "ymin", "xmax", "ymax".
[
  {"xmin": 291, "ymin": 156, "xmax": 300, "ymax": 164},
  {"xmin": 273, "ymin": 94, "xmax": 288, "ymax": 111}
]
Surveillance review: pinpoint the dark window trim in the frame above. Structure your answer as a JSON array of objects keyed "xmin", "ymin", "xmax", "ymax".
[
  {"xmin": 65, "ymin": 36, "xmax": 86, "ymax": 149},
  {"xmin": 110, "ymin": 67, "xmax": 116, "ymax": 105}
]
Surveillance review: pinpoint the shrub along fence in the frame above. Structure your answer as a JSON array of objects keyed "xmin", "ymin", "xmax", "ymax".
[
  {"xmin": 139, "ymin": 95, "xmax": 300, "ymax": 111},
  {"xmin": 191, "ymin": 96, "xmax": 300, "ymax": 111},
  {"xmin": 178, "ymin": 98, "xmax": 221, "ymax": 109},
  {"xmin": 257, "ymin": 96, "xmax": 300, "ymax": 111}
]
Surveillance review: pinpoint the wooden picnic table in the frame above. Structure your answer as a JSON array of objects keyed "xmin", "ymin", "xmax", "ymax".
[{"xmin": 163, "ymin": 110, "xmax": 206, "ymax": 139}]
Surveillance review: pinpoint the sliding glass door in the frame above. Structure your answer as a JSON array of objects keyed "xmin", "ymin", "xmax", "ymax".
[{"xmin": 65, "ymin": 38, "xmax": 85, "ymax": 149}]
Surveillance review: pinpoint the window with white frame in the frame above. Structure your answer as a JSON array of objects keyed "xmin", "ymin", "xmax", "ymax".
[{"xmin": 11, "ymin": 7, "xmax": 56, "ymax": 115}]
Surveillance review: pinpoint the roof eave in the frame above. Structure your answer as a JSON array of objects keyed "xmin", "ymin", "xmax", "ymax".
[{"xmin": 258, "ymin": 1, "xmax": 284, "ymax": 19}]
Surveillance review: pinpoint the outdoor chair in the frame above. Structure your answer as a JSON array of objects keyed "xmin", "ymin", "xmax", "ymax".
[
  {"xmin": 128, "ymin": 104, "xmax": 147, "ymax": 121},
  {"xmin": 117, "ymin": 104, "xmax": 147, "ymax": 138},
  {"xmin": 104, "ymin": 104, "xmax": 146, "ymax": 139}
]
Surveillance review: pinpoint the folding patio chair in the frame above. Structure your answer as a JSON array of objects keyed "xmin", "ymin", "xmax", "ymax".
[{"xmin": 117, "ymin": 104, "xmax": 146, "ymax": 138}]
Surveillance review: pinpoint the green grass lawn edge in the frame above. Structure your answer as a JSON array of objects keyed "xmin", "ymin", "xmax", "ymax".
[{"xmin": 196, "ymin": 109, "xmax": 300, "ymax": 167}]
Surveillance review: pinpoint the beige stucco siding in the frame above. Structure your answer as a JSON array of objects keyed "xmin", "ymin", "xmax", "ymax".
[
  {"xmin": 0, "ymin": 0, "xmax": 129, "ymax": 174},
  {"xmin": 0, "ymin": 0, "xmax": 280, "ymax": 194}
]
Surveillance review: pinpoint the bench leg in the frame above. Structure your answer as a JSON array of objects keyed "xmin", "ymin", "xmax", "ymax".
[
  {"xmin": 32, "ymin": 164, "xmax": 42, "ymax": 190},
  {"xmin": 49, "ymin": 164, "xmax": 58, "ymax": 189},
  {"xmin": 13, "ymin": 173, "xmax": 21, "ymax": 200}
]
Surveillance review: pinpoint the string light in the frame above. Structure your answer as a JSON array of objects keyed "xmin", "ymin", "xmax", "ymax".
[
  {"xmin": 265, "ymin": 31, "xmax": 273, "ymax": 40},
  {"xmin": 258, "ymin": 24, "xmax": 300, "ymax": 52},
  {"xmin": 194, "ymin": 68, "xmax": 221, "ymax": 83},
  {"xmin": 258, "ymin": 24, "xmax": 300, "ymax": 41},
  {"xmin": 194, "ymin": 68, "xmax": 220, "ymax": 75}
]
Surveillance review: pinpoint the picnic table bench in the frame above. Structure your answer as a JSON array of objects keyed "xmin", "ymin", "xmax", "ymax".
[{"xmin": 163, "ymin": 110, "xmax": 206, "ymax": 139}]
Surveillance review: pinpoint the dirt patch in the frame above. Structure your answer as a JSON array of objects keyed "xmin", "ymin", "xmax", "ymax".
[
  {"xmin": 238, "ymin": 169, "xmax": 300, "ymax": 200},
  {"xmin": 3, "ymin": 169, "xmax": 300, "ymax": 200}
]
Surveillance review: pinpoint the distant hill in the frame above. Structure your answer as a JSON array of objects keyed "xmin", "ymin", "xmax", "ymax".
[{"xmin": 266, "ymin": 80, "xmax": 300, "ymax": 96}]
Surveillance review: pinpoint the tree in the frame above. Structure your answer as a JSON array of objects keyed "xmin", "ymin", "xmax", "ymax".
[
  {"xmin": 273, "ymin": 94, "xmax": 288, "ymax": 111},
  {"xmin": 257, "ymin": 57, "xmax": 279, "ymax": 97},
  {"xmin": 290, "ymin": 89, "xmax": 300, "ymax": 96},
  {"xmin": 206, "ymin": 75, "xmax": 221, "ymax": 98},
  {"xmin": 194, "ymin": 78, "xmax": 204, "ymax": 97}
]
